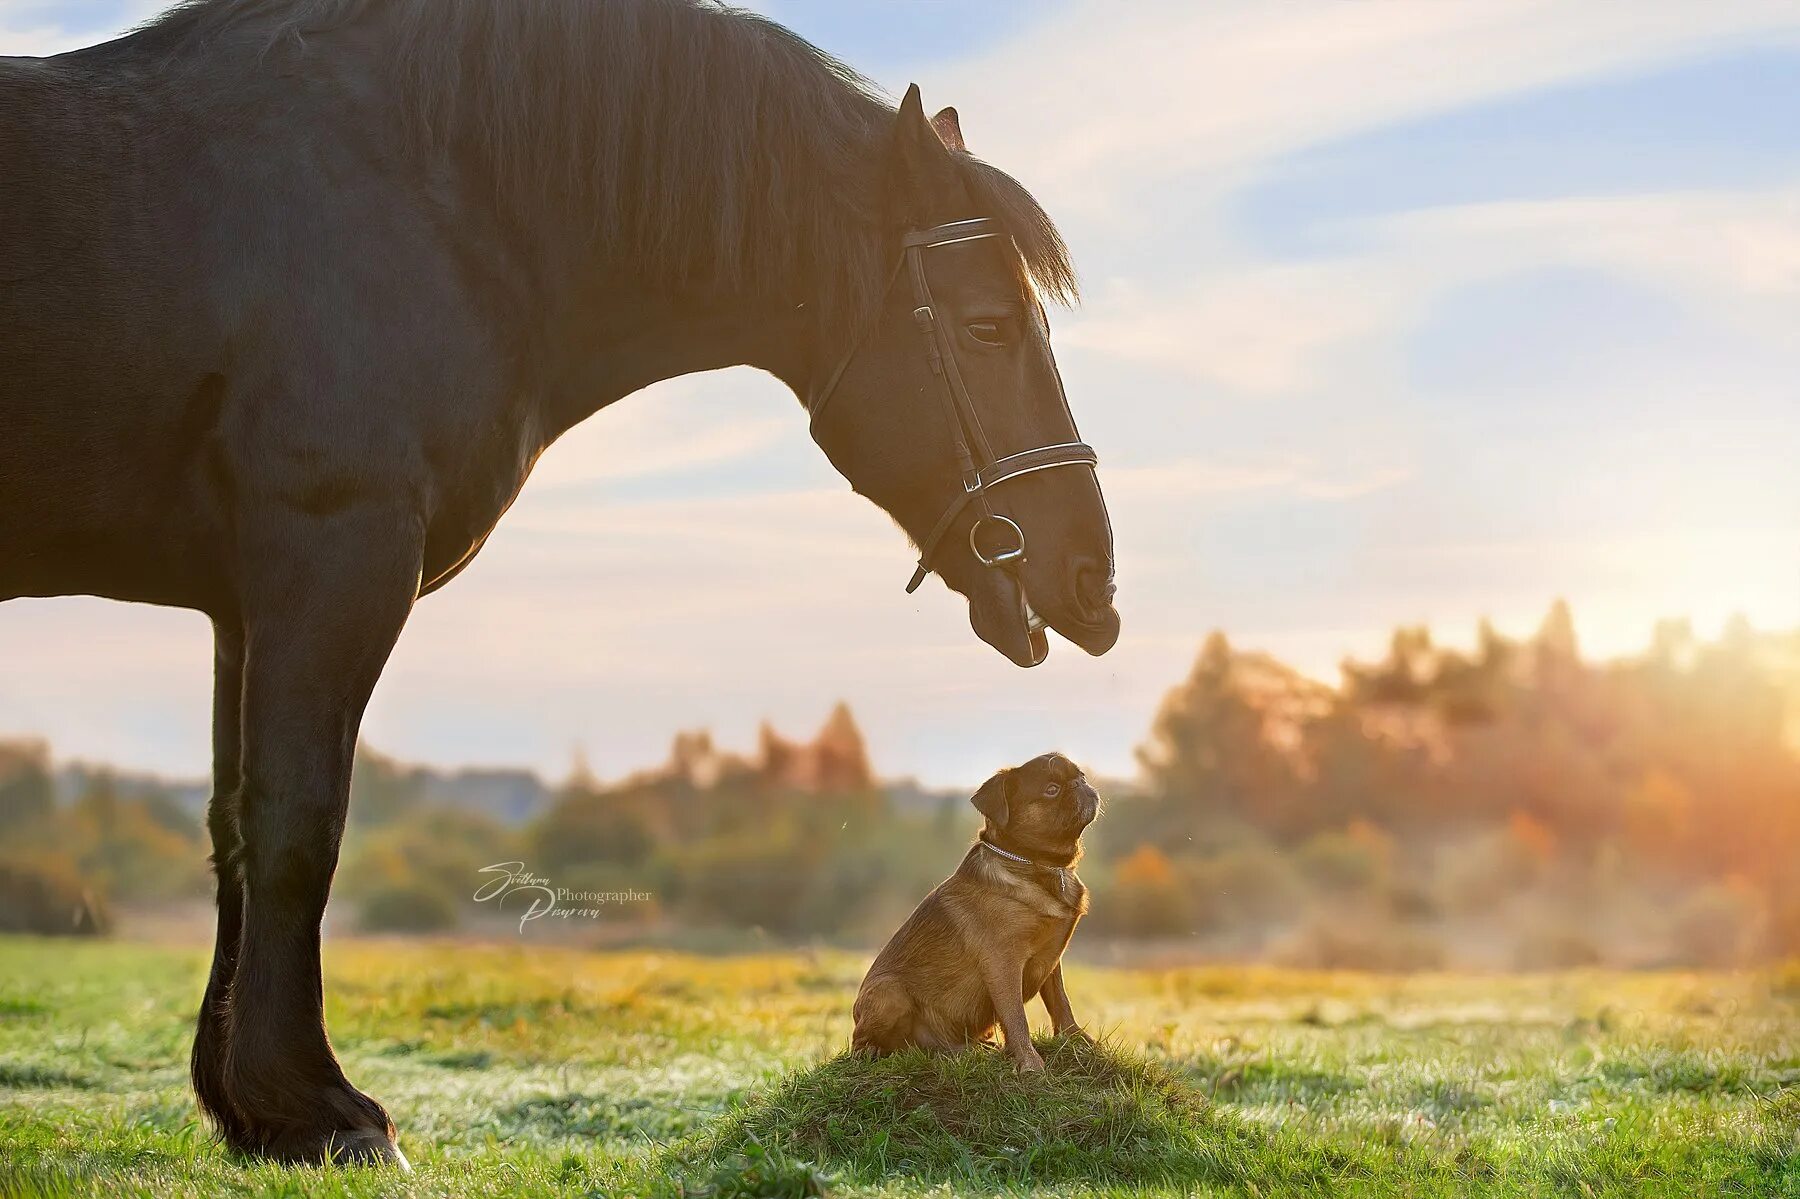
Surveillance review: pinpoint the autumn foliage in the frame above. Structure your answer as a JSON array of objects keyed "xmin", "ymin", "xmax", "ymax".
[
  {"xmin": 1102, "ymin": 603, "xmax": 1800, "ymax": 965},
  {"xmin": 4, "ymin": 605, "xmax": 1795, "ymax": 966}
]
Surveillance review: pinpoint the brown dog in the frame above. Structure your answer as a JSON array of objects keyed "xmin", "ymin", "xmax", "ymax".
[{"xmin": 852, "ymin": 752, "xmax": 1099, "ymax": 1071}]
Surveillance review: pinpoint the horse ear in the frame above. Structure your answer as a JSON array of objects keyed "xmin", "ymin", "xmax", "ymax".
[
  {"xmin": 970, "ymin": 769, "xmax": 1011, "ymax": 827},
  {"xmin": 931, "ymin": 106, "xmax": 966, "ymax": 152},
  {"xmin": 890, "ymin": 84, "xmax": 960, "ymax": 209}
]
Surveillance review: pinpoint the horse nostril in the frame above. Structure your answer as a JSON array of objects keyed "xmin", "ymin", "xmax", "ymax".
[{"xmin": 1073, "ymin": 560, "xmax": 1116, "ymax": 621}]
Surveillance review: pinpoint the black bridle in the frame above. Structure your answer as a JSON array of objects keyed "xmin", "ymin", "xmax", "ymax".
[{"xmin": 808, "ymin": 217, "xmax": 1099, "ymax": 596}]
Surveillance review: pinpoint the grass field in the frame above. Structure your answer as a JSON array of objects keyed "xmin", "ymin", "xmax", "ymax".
[{"xmin": 0, "ymin": 935, "xmax": 1795, "ymax": 1197}]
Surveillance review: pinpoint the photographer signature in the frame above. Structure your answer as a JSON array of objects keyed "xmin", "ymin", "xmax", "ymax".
[{"xmin": 472, "ymin": 861, "xmax": 557, "ymax": 932}]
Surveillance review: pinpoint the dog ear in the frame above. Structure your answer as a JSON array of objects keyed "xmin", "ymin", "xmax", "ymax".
[{"xmin": 970, "ymin": 769, "xmax": 1011, "ymax": 826}]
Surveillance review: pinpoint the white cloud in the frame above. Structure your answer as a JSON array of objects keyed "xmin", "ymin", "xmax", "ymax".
[
  {"xmin": 917, "ymin": 0, "xmax": 1800, "ymax": 219},
  {"xmin": 913, "ymin": 0, "xmax": 1800, "ymax": 432},
  {"xmin": 526, "ymin": 375, "xmax": 798, "ymax": 489},
  {"xmin": 1051, "ymin": 181, "xmax": 1800, "ymax": 409},
  {"xmin": 1060, "ymin": 263, "xmax": 1398, "ymax": 394},
  {"xmin": 1379, "ymin": 188, "xmax": 1800, "ymax": 337}
]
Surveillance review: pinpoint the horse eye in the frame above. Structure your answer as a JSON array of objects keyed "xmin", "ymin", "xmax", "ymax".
[
  {"xmin": 1044, "ymin": 782, "xmax": 1062, "ymax": 798},
  {"xmin": 967, "ymin": 320, "xmax": 1006, "ymax": 346}
]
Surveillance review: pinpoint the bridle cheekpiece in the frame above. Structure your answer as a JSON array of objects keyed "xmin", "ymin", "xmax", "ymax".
[{"xmin": 808, "ymin": 218, "xmax": 1099, "ymax": 597}]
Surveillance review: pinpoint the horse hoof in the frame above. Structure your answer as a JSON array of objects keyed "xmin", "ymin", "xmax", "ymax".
[
  {"xmin": 330, "ymin": 1129, "xmax": 410, "ymax": 1171},
  {"xmin": 260, "ymin": 1126, "xmax": 409, "ymax": 1169}
]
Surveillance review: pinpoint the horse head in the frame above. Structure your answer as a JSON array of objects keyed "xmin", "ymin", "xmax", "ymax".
[{"xmin": 806, "ymin": 85, "xmax": 1120, "ymax": 668}]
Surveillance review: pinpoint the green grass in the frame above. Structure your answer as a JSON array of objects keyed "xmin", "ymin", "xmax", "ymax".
[{"xmin": 0, "ymin": 936, "xmax": 1795, "ymax": 1197}]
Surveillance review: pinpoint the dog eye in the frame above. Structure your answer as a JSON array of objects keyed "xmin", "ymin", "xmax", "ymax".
[
  {"xmin": 967, "ymin": 320, "xmax": 1007, "ymax": 346},
  {"xmin": 1043, "ymin": 782, "xmax": 1062, "ymax": 798}
]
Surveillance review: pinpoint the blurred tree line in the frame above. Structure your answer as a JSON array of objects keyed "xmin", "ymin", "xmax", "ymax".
[
  {"xmin": 1098, "ymin": 602, "xmax": 1800, "ymax": 966},
  {"xmin": 0, "ymin": 740, "xmax": 208, "ymax": 935},
  {"xmin": 4, "ymin": 605, "xmax": 1797, "ymax": 966},
  {"xmin": 329, "ymin": 703, "xmax": 964, "ymax": 940}
]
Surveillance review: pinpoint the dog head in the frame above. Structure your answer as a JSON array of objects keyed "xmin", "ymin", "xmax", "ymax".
[{"xmin": 970, "ymin": 752, "xmax": 1100, "ymax": 862}]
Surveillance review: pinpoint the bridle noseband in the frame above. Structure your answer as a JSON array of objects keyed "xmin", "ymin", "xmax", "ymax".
[{"xmin": 808, "ymin": 218, "xmax": 1099, "ymax": 596}]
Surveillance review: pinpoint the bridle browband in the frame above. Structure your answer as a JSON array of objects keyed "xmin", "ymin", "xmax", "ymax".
[{"xmin": 808, "ymin": 218, "xmax": 1099, "ymax": 596}]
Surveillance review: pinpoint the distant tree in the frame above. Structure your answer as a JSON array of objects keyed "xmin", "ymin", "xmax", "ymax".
[
  {"xmin": 70, "ymin": 773, "xmax": 207, "ymax": 902},
  {"xmin": 756, "ymin": 702, "xmax": 882, "ymax": 822},
  {"xmin": 1344, "ymin": 626, "xmax": 1435, "ymax": 706},
  {"xmin": 348, "ymin": 743, "xmax": 426, "ymax": 827},
  {"xmin": 0, "ymin": 740, "xmax": 54, "ymax": 834},
  {"xmin": 0, "ymin": 854, "xmax": 110, "ymax": 936},
  {"xmin": 358, "ymin": 880, "xmax": 458, "ymax": 934},
  {"xmin": 338, "ymin": 805, "xmax": 514, "ymax": 906},
  {"xmin": 140, "ymin": 789, "xmax": 201, "ymax": 840},
  {"xmin": 812, "ymin": 701, "xmax": 875, "ymax": 794},
  {"xmin": 1136, "ymin": 632, "xmax": 1320, "ymax": 836},
  {"xmin": 1097, "ymin": 844, "xmax": 1192, "ymax": 937},
  {"xmin": 531, "ymin": 776, "xmax": 658, "ymax": 871},
  {"xmin": 1532, "ymin": 597, "xmax": 1581, "ymax": 691}
]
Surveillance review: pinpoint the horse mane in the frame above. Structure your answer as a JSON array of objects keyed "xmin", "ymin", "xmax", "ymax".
[{"xmin": 140, "ymin": 0, "xmax": 1076, "ymax": 324}]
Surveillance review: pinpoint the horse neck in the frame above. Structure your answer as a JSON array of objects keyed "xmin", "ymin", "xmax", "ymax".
[{"xmin": 536, "ymin": 287, "xmax": 815, "ymax": 439}]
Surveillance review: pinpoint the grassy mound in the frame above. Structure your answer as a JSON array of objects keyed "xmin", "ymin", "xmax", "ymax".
[{"xmin": 671, "ymin": 1035, "xmax": 1407, "ymax": 1194}]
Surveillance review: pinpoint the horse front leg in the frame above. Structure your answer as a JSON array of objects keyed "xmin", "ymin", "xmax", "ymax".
[
  {"xmin": 192, "ymin": 620, "xmax": 250, "ymax": 1147},
  {"xmin": 221, "ymin": 503, "xmax": 422, "ymax": 1166}
]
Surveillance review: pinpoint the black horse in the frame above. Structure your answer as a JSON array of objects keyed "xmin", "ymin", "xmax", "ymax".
[{"xmin": 0, "ymin": 0, "xmax": 1119, "ymax": 1166}]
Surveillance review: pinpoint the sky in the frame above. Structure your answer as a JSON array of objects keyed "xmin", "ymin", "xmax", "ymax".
[{"xmin": 3, "ymin": 0, "xmax": 1798, "ymax": 788}]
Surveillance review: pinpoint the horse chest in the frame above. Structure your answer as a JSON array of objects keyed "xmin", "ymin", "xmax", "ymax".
[{"xmin": 418, "ymin": 432, "xmax": 543, "ymax": 592}]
